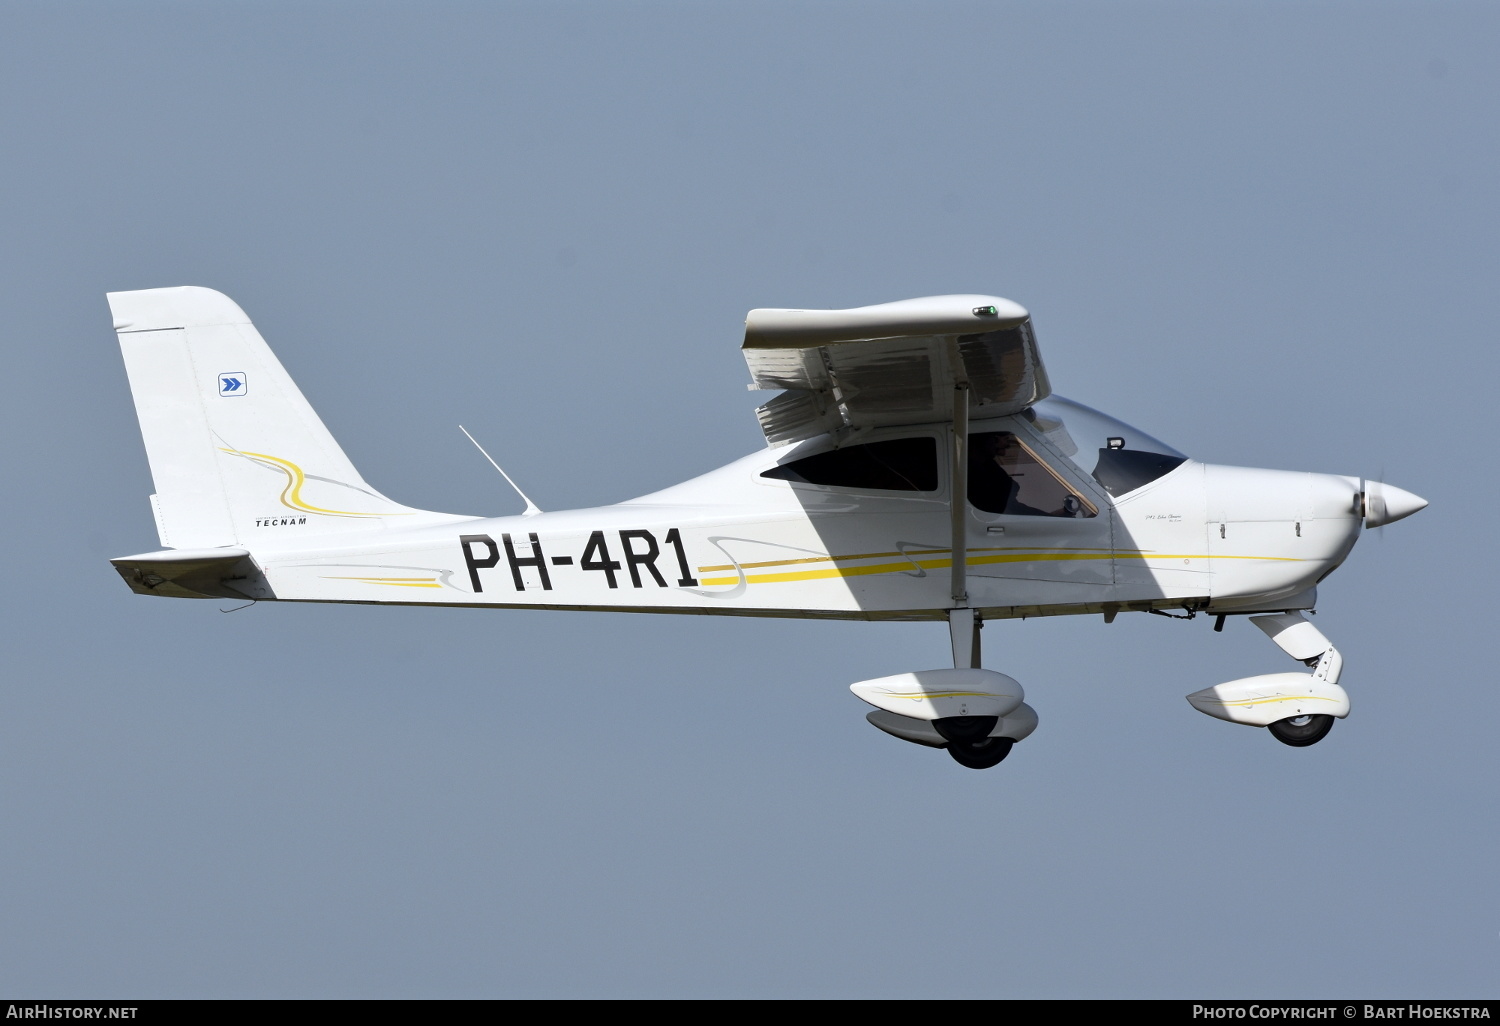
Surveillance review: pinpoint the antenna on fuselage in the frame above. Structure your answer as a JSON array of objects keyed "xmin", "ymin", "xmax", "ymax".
[{"xmin": 459, "ymin": 425, "xmax": 542, "ymax": 517}]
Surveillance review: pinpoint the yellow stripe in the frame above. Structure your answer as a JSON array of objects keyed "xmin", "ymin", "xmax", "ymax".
[
  {"xmin": 698, "ymin": 550, "xmax": 1301, "ymax": 586},
  {"xmin": 876, "ymin": 691, "xmax": 1009, "ymax": 700},
  {"xmin": 698, "ymin": 546, "xmax": 1295, "ymax": 577},
  {"xmin": 696, "ymin": 548, "xmax": 943, "ymax": 573},
  {"xmin": 701, "ymin": 558, "xmax": 947, "ymax": 586},
  {"xmin": 701, "ymin": 552, "xmax": 1114, "ymax": 586},
  {"xmin": 696, "ymin": 545, "xmax": 1106, "ymax": 574},
  {"xmin": 322, "ymin": 576, "xmax": 443, "ymax": 589},
  {"xmin": 970, "ymin": 551, "xmax": 1115, "ymax": 566},
  {"xmin": 220, "ymin": 448, "xmax": 408, "ymax": 518},
  {"xmin": 1186, "ymin": 554, "xmax": 1301, "ymax": 562},
  {"xmin": 324, "ymin": 576, "xmax": 435, "ymax": 581},
  {"xmin": 1208, "ymin": 695, "xmax": 1338, "ymax": 707}
]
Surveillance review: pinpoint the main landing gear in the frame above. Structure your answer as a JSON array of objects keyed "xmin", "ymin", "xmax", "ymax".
[
  {"xmin": 945, "ymin": 736, "xmax": 1015, "ymax": 769},
  {"xmin": 851, "ymin": 611, "xmax": 1038, "ymax": 770},
  {"xmin": 1186, "ymin": 612, "xmax": 1349, "ymax": 748},
  {"xmin": 934, "ymin": 714, "xmax": 1015, "ymax": 769}
]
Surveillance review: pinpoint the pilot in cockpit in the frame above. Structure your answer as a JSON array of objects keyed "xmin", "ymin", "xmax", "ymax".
[{"xmin": 968, "ymin": 431, "xmax": 1087, "ymax": 518}]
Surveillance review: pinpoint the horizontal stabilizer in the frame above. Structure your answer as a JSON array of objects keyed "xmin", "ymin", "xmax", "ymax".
[{"xmin": 110, "ymin": 547, "xmax": 266, "ymax": 600}]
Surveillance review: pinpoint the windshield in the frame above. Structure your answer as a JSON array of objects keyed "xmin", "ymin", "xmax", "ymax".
[{"xmin": 1024, "ymin": 396, "xmax": 1188, "ymax": 497}]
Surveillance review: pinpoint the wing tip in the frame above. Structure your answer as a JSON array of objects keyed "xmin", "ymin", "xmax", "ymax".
[{"xmin": 743, "ymin": 294, "xmax": 1028, "ymax": 349}]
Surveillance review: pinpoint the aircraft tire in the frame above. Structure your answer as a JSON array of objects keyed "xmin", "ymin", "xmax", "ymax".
[
  {"xmin": 1267, "ymin": 714, "xmax": 1334, "ymax": 747},
  {"xmin": 946, "ymin": 737, "xmax": 1014, "ymax": 769}
]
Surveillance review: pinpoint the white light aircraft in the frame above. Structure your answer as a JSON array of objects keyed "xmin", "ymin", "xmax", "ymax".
[{"xmin": 108, "ymin": 287, "xmax": 1426, "ymax": 769}]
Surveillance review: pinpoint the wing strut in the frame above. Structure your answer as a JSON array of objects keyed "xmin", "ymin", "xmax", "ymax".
[
  {"xmin": 948, "ymin": 356, "xmax": 982, "ymax": 669},
  {"xmin": 949, "ymin": 375, "xmax": 969, "ymax": 610}
]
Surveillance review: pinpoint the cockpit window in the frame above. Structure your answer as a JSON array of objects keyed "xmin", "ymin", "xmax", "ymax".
[
  {"xmin": 1026, "ymin": 396, "xmax": 1188, "ymax": 497},
  {"xmin": 762, "ymin": 436, "xmax": 938, "ymax": 491},
  {"xmin": 969, "ymin": 432, "xmax": 1098, "ymax": 517},
  {"xmin": 1089, "ymin": 448, "xmax": 1190, "ymax": 496}
]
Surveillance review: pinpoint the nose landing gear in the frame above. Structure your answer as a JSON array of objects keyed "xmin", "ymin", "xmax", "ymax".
[
  {"xmin": 1187, "ymin": 612, "xmax": 1349, "ymax": 747},
  {"xmin": 1268, "ymin": 713, "xmax": 1335, "ymax": 747}
]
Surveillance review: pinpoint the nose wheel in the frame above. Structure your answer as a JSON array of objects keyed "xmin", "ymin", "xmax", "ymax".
[{"xmin": 1268, "ymin": 714, "xmax": 1334, "ymax": 747}]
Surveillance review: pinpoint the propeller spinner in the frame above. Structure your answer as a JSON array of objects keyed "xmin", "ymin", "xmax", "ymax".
[{"xmin": 1362, "ymin": 479, "xmax": 1428, "ymax": 529}]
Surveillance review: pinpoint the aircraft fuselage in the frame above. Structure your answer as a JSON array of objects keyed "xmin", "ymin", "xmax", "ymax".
[{"xmin": 213, "ymin": 422, "xmax": 1364, "ymax": 622}]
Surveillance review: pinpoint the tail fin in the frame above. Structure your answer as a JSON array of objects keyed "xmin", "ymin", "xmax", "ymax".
[{"xmin": 110, "ymin": 286, "xmax": 465, "ymax": 548}]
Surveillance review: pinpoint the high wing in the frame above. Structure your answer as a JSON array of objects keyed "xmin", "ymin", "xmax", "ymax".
[{"xmin": 742, "ymin": 294, "xmax": 1051, "ymax": 445}]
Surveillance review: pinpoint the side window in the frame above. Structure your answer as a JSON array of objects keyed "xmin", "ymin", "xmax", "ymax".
[
  {"xmin": 968, "ymin": 432, "xmax": 1097, "ymax": 517},
  {"xmin": 761, "ymin": 437, "xmax": 938, "ymax": 492}
]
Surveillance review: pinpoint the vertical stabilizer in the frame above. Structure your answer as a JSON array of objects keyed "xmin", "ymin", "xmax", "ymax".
[{"xmin": 110, "ymin": 286, "xmax": 464, "ymax": 548}]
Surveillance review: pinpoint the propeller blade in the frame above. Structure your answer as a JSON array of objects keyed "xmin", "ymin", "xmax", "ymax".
[{"xmin": 1365, "ymin": 478, "xmax": 1388, "ymax": 529}]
